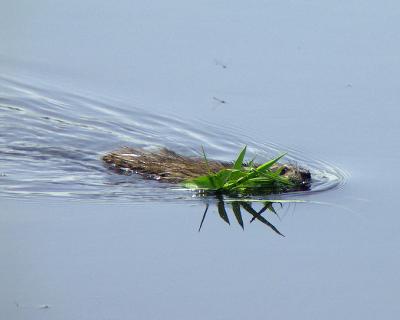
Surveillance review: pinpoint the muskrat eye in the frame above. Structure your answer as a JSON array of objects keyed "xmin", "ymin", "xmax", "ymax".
[
  {"xmin": 280, "ymin": 166, "xmax": 288, "ymax": 175},
  {"xmin": 159, "ymin": 172, "xmax": 170, "ymax": 177}
]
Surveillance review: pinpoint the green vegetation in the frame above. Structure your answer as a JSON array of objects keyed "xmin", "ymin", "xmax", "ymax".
[{"xmin": 183, "ymin": 146, "xmax": 294, "ymax": 195}]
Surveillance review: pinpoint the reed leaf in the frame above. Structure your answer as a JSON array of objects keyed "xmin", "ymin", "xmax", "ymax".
[
  {"xmin": 233, "ymin": 145, "xmax": 247, "ymax": 170},
  {"xmin": 184, "ymin": 146, "xmax": 295, "ymax": 195}
]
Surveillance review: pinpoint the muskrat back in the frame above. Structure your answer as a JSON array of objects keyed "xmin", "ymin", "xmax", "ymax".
[{"xmin": 103, "ymin": 147, "xmax": 311, "ymax": 191}]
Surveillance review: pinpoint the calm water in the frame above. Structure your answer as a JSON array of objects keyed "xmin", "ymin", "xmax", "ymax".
[
  {"xmin": 1, "ymin": 1, "xmax": 400, "ymax": 319},
  {"xmin": 0, "ymin": 76, "xmax": 342, "ymax": 200}
]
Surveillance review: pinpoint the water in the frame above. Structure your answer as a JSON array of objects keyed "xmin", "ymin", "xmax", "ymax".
[
  {"xmin": 0, "ymin": 76, "xmax": 342, "ymax": 201},
  {"xmin": 1, "ymin": 1, "xmax": 400, "ymax": 319}
]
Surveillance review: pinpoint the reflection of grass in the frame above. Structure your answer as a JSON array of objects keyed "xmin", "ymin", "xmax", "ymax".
[
  {"xmin": 183, "ymin": 146, "xmax": 294, "ymax": 196},
  {"xmin": 198, "ymin": 196, "xmax": 303, "ymax": 236}
]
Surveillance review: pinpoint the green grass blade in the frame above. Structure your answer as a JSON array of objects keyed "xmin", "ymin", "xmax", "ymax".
[
  {"xmin": 256, "ymin": 153, "xmax": 287, "ymax": 173},
  {"xmin": 223, "ymin": 153, "xmax": 287, "ymax": 191},
  {"xmin": 214, "ymin": 169, "xmax": 235, "ymax": 188},
  {"xmin": 233, "ymin": 145, "xmax": 247, "ymax": 170},
  {"xmin": 201, "ymin": 145, "xmax": 212, "ymax": 174},
  {"xmin": 182, "ymin": 146, "xmax": 298, "ymax": 196},
  {"xmin": 183, "ymin": 176, "xmax": 213, "ymax": 189},
  {"xmin": 248, "ymin": 155, "xmax": 257, "ymax": 168}
]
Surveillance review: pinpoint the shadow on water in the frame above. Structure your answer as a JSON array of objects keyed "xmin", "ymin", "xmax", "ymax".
[{"xmin": 198, "ymin": 195, "xmax": 293, "ymax": 236}]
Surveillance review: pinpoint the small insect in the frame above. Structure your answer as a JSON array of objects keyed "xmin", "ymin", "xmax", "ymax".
[
  {"xmin": 214, "ymin": 59, "xmax": 227, "ymax": 69},
  {"xmin": 212, "ymin": 96, "xmax": 227, "ymax": 104},
  {"xmin": 39, "ymin": 305, "xmax": 50, "ymax": 309}
]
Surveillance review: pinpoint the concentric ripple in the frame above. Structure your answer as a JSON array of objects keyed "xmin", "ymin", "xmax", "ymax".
[{"xmin": 0, "ymin": 76, "xmax": 345, "ymax": 202}]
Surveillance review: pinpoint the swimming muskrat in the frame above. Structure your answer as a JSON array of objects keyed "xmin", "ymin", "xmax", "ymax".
[{"xmin": 103, "ymin": 147, "xmax": 311, "ymax": 192}]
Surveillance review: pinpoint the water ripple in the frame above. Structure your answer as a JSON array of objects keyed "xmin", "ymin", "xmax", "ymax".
[{"xmin": 0, "ymin": 76, "xmax": 345, "ymax": 202}]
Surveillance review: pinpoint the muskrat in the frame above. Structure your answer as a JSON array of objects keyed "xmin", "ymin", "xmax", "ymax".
[{"xmin": 103, "ymin": 147, "xmax": 311, "ymax": 192}]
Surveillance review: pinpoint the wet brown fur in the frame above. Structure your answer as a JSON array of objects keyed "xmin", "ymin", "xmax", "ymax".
[{"xmin": 103, "ymin": 147, "xmax": 311, "ymax": 190}]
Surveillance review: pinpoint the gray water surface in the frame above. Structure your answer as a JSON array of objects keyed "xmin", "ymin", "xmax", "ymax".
[
  {"xmin": 0, "ymin": 76, "xmax": 342, "ymax": 200},
  {"xmin": 1, "ymin": 1, "xmax": 400, "ymax": 319}
]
